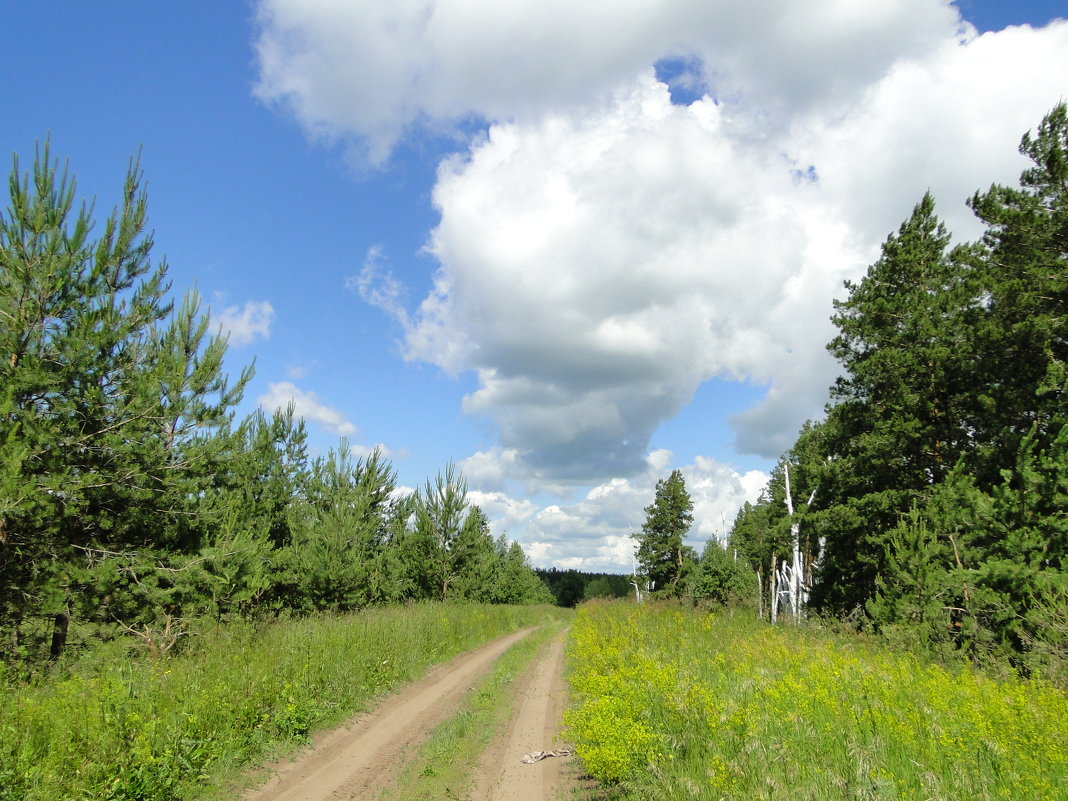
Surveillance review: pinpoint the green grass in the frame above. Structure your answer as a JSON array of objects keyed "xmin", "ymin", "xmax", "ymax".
[
  {"xmin": 0, "ymin": 603, "xmax": 568, "ymax": 801},
  {"xmin": 383, "ymin": 623, "xmax": 566, "ymax": 801},
  {"xmin": 565, "ymin": 601, "xmax": 1068, "ymax": 801}
]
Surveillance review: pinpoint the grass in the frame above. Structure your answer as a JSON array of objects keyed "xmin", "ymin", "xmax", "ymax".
[
  {"xmin": 382, "ymin": 622, "xmax": 567, "ymax": 801},
  {"xmin": 0, "ymin": 603, "xmax": 568, "ymax": 801},
  {"xmin": 564, "ymin": 601, "xmax": 1068, "ymax": 801}
]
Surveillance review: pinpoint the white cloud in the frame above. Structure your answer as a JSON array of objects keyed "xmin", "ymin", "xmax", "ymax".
[
  {"xmin": 409, "ymin": 77, "xmax": 857, "ymax": 476},
  {"xmin": 466, "ymin": 489, "xmax": 537, "ymax": 534},
  {"xmin": 211, "ymin": 300, "xmax": 274, "ymax": 345},
  {"xmin": 253, "ymin": 0, "xmax": 961, "ymax": 163},
  {"xmin": 407, "ymin": 22, "xmax": 1068, "ymax": 475},
  {"xmin": 254, "ymin": 0, "xmax": 1068, "ymax": 485},
  {"xmin": 258, "ymin": 381, "xmax": 357, "ymax": 437},
  {"xmin": 346, "ymin": 246, "xmax": 411, "ymax": 325},
  {"xmin": 392, "ymin": 484, "xmax": 417, "ymax": 502},
  {"xmin": 488, "ymin": 452, "xmax": 767, "ymax": 572},
  {"xmin": 458, "ymin": 447, "xmax": 526, "ymax": 492}
]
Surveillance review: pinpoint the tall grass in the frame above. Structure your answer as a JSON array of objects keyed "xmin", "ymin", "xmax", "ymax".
[
  {"xmin": 0, "ymin": 603, "xmax": 565, "ymax": 801},
  {"xmin": 565, "ymin": 602, "xmax": 1068, "ymax": 801}
]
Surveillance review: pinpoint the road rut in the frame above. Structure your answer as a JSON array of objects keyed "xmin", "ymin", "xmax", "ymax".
[{"xmin": 469, "ymin": 629, "xmax": 574, "ymax": 801}]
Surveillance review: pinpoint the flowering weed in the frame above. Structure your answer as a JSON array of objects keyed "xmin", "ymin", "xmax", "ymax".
[{"xmin": 564, "ymin": 602, "xmax": 1068, "ymax": 800}]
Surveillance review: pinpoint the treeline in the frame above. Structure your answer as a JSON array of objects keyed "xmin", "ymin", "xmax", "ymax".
[
  {"xmin": 0, "ymin": 145, "xmax": 550, "ymax": 664},
  {"xmin": 728, "ymin": 105, "xmax": 1067, "ymax": 672},
  {"xmin": 535, "ymin": 568, "xmax": 633, "ymax": 606}
]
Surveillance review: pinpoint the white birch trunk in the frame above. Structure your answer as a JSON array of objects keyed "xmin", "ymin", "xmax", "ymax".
[
  {"xmin": 757, "ymin": 567, "xmax": 763, "ymax": 621},
  {"xmin": 784, "ymin": 464, "xmax": 801, "ymax": 622},
  {"xmin": 780, "ymin": 562, "xmax": 795, "ymax": 621},
  {"xmin": 630, "ymin": 554, "xmax": 643, "ymax": 603},
  {"xmin": 770, "ymin": 554, "xmax": 779, "ymax": 624},
  {"xmin": 799, "ymin": 488, "xmax": 819, "ymax": 607}
]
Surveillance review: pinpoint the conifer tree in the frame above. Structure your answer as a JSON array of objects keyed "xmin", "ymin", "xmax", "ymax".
[
  {"xmin": 285, "ymin": 445, "xmax": 400, "ymax": 612},
  {"xmin": 688, "ymin": 539, "xmax": 757, "ymax": 608},
  {"xmin": 965, "ymin": 102, "xmax": 1067, "ymax": 478},
  {"xmin": 0, "ymin": 142, "xmax": 264, "ymax": 655},
  {"xmin": 636, "ymin": 469, "xmax": 694, "ymax": 595},
  {"xmin": 815, "ymin": 193, "xmax": 973, "ymax": 612},
  {"xmin": 411, "ymin": 462, "xmax": 471, "ymax": 601}
]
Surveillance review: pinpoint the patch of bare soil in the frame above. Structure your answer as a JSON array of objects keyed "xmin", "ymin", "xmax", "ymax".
[
  {"xmin": 468, "ymin": 630, "xmax": 578, "ymax": 801},
  {"xmin": 240, "ymin": 627, "xmax": 535, "ymax": 801}
]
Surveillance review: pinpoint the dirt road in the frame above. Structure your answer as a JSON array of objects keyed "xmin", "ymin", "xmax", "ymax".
[
  {"xmin": 241, "ymin": 626, "xmax": 575, "ymax": 801},
  {"xmin": 470, "ymin": 630, "xmax": 574, "ymax": 801}
]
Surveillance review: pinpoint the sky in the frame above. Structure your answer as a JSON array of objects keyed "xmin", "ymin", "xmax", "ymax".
[{"xmin": 2, "ymin": 1, "xmax": 1066, "ymax": 572}]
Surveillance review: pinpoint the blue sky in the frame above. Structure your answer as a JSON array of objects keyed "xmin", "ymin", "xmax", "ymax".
[{"xmin": 2, "ymin": 1, "xmax": 1065, "ymax": 571}]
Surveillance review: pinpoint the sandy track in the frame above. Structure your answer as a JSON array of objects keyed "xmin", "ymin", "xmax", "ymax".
[
  {"xmin": 241, "ymin": 627, "xmax": 535, "ymax": 801},
  {"xmin": 469, "ymin": 629, "xmax": 575, "ymax": 801}
]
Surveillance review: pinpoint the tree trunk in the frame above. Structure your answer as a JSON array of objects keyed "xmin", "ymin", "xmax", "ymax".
[
  {"xmin": 49, "ymin": 611, "xmax": 69, "ymax": 661},
  {"xmin": 784, "ymin": 464, "xmax": 801, "ymax": 621},
  {"xmin": 757, "ymin": 567, "xmax": 763, "ymax": 621},
  {"xmin": 770, "ymin": 554, "xmax": 778, "ymax": 624}
]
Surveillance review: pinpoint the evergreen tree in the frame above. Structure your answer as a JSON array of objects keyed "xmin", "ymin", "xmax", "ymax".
[
  {"xmin": 808, "ymin": 106, "xmax": 1067, "ymax": 663},
  {"xmin": 0, "ymin": 143, "xmax": 555, "ymax": 663},
  {"xmin": 688, "ymin": 539, "xmax": 757, "ymax": 608},
  {"xmin": 0, "ymin": 144, "xmax": 249, "ymax": 655},
  {"xmin": 491, "ymin": 538, "xmax": 555, "ymax": 605},
  {"xmin": 450, "ymin": 507, "xmax": 499, "ymax": 602},
  {"xmin": 636, "ymin": 469, "xmax": 694, "ymax": 595},
  {"xmin": 965, "ymin": 102, "xmax": 1067, "ymax": 479},
  {"xmin": 815, "ymin": 193, "xmax": 974, "ymax": 612},
  {"xmin": 284, "ymin": 445, "xmax": 400, "ymax": 612},
  {"xmin": 410, "ymin": 462, "xmax": 471, "ymax": 602},
  {"xmin": 865, "ymin": 508, "xmax": 952, "ymax": 643}
]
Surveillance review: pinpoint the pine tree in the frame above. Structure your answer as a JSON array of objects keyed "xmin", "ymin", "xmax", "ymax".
[
  {"xmin": 0, "ymin": 144, "xmax": 254, "ymax": 655},
  {"xmin": 688, "ymin": 540, "xmax": 757, "ymax": 608},
  {"xmin": 410, "ymin": 462, "xmax": 471, "ymax": 602},
  {"xmin": 636, "ymin": 469, "xmax": 694, "ymax": 595},
  {"xmin": 285, "ymin": 445, "xmax": 400, "ymax": 612},
  {"xmin": 965, "ymin": 102, "xmax": 1067, "ymax": 479},
  {"xmin": 815, "ymin": 193, "xmax": 975, "ymax": 612}
]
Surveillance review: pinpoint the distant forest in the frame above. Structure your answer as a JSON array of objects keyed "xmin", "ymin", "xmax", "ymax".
[{"xmin": 535, "ymin": 568, "xmax": 633, "ymax": 607}]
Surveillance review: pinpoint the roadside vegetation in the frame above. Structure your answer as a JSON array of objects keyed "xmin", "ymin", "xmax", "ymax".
[
  {"xmin": 0, "ymin": 602, "xmax": 567, "ymax": 801},
  {"xmin": 536, "ymin": 569, "xmax": 634, "ymax": 607},
  {"xmin": 566, "ymin": 602, "xmax": 1068, "ymax": 801}
]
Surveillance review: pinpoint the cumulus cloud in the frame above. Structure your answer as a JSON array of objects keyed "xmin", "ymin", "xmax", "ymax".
[
  {"xmin": 466, "ymin": 489, "xmax": 538, "ymax": 535},
  {"xmin": 258, "ymin": 381, "xmax": 357, "ymax": 436},
  {"xmin": 253, "ymin": 0, "xmax": 960, "ymax": 162},
  {"xmin": 458, "ymin": 447, "xmax": 526, "ymax": 493},
  {"xmin": 501, "ymin": 451, "xmax": 767, "ymax": 572},
  {"xmin": 408, "ymin": 79, "xmax": 864, "ymax": 478},
  {"xmin": 254, "ymin": 0, "xmax": 1068, "ymax": 486},
  {"xmin": 410, "ymin": 22, "xmax": 1068, "ymax": 476},
  {"xmin": 211, "ymin": 300, "xmax": 274, "ymax": 345}
]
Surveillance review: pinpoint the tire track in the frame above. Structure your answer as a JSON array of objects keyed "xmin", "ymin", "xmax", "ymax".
[{"xmin": 469, "ymin": 629, "xmax": 574, "ymax": 801}]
